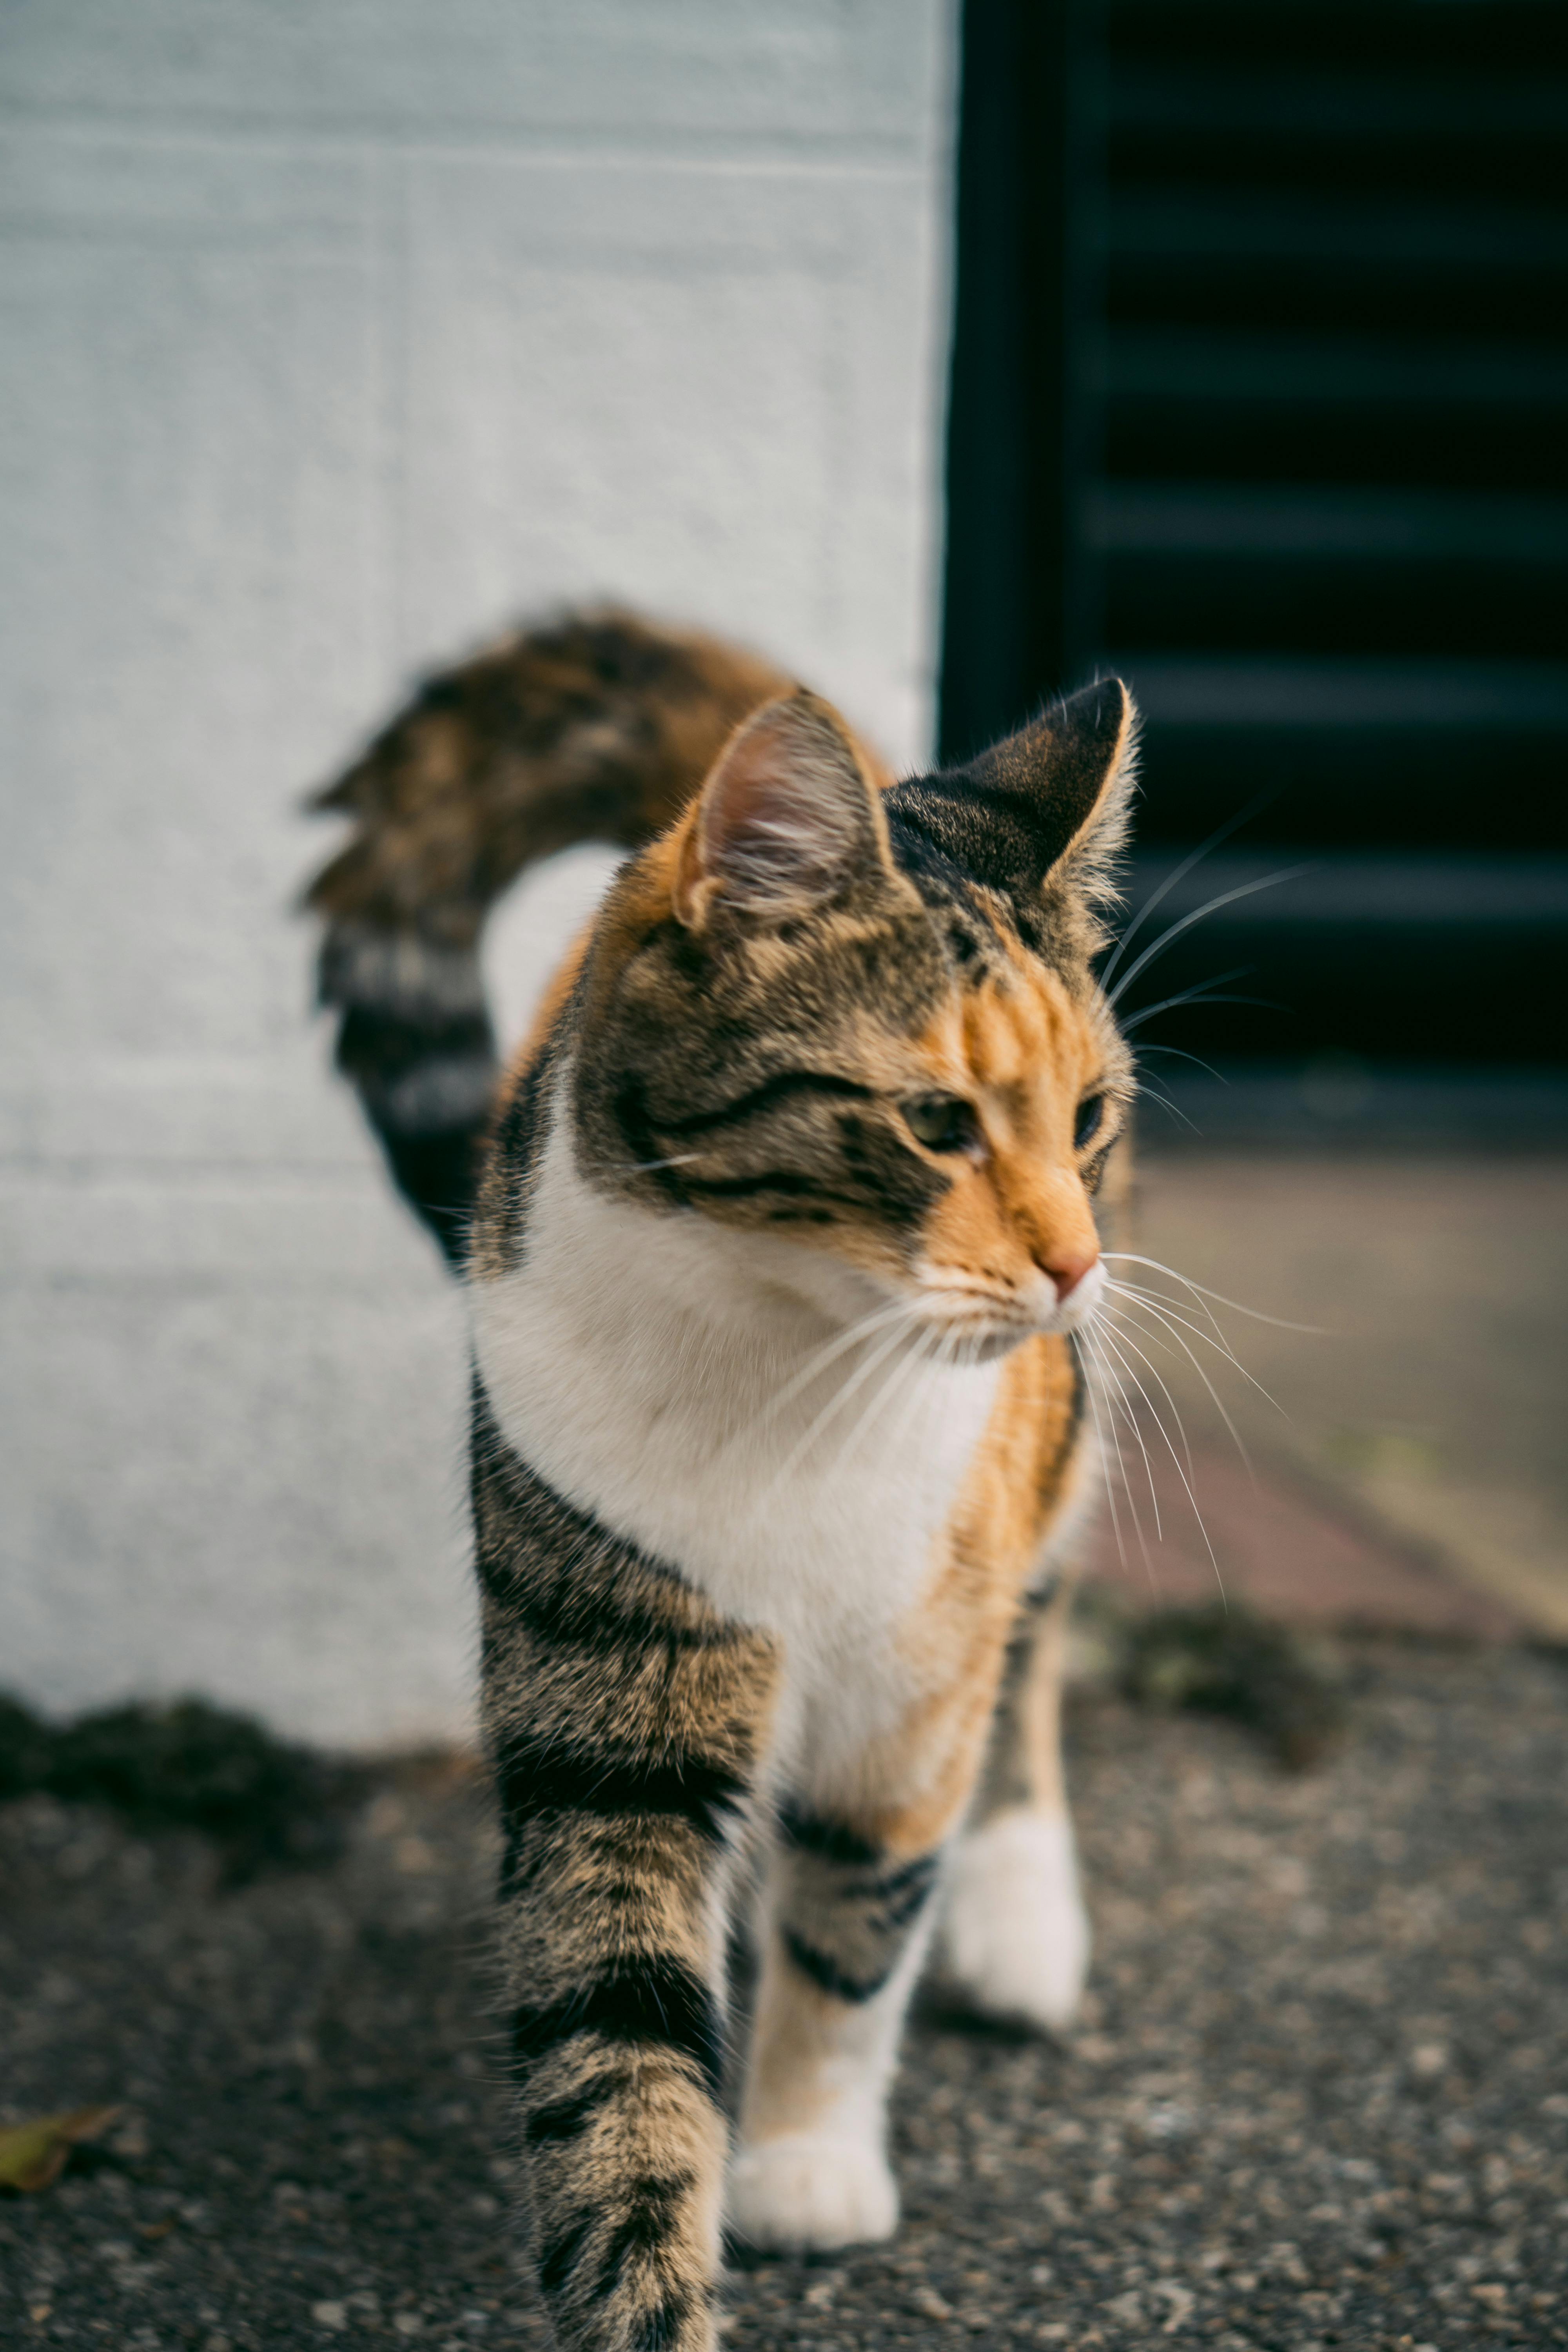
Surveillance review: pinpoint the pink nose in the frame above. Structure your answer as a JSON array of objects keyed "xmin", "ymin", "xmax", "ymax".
[{"xmin": 1037, "ymin": 1245, "xmax": 1099, "ymax": 1303}]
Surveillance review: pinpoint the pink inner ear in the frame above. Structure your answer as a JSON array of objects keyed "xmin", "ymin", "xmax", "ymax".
[{"xmin": 694, "ymin": 695, "xmax": 878, "ymax": 913}]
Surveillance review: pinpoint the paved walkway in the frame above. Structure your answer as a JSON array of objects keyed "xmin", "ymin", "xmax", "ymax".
[
  {"xmin": 5, "ymin": 1151, "xmax": 1564, "ymax": 2348},
  {"xmin": 4, "ymin": 1638, "xmax": 1566, "ymax": 2350},
  {"xmin": 1092, "ymin": 1152, "xmax": 1568, "ymax": 1638}
]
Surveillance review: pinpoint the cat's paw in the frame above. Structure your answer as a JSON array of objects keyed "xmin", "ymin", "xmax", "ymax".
[
  {"xmin": 726, "ymin": 2133, "xmax": 898, "ymax": 2251},
  {"xmin": 940, "ymin": 1804, "xmax": 1091, "ymax": 2033}
]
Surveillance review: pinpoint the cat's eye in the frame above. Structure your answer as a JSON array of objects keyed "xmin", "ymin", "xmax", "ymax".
[
  {"xmin": 1074, "ymin": 1093, "xmax": 1105, "ymax": 1151},
  {"xmin": 901, "ymin": 1094, "xmax": 981, "ymax": 1154}
]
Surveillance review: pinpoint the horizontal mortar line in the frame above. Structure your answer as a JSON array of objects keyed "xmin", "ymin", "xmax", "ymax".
[
  {"xmin": 0, "ymin": 104, "xmax": 933, "ymax": 180},
  {"xmin": 0, "ymin": 1273, "xmax": 454, "ymax": 1299},
  {"xmin": 0, "ymin": 1165, "xmax": 399, "ymax": 1190},
  {"xmin": 0, "ymin": 226, "xmax": 888, "ymax": 278}
]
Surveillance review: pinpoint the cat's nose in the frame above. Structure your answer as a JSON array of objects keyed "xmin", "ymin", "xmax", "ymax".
[{"xmin": 1036, "ymin": 1244, "xmax": 1100, "ymax": 1303}]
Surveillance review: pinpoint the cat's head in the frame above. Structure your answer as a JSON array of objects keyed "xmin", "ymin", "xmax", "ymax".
[{"xmin": 569, "ymin": 683, "xmax": 1136, "ymax": 1356}]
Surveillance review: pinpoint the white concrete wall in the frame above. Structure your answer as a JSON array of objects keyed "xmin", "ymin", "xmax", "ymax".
[{"xmin": 0, "ymin": 1, "xmax": 958, "ymax": 1748}]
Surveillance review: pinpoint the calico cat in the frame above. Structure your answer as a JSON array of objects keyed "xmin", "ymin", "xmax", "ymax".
[{"xmin": 309, "ymin": 610, "xmax": 1136, "ymax": 2352}]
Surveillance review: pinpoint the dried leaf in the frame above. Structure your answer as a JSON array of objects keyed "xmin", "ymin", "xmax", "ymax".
[{"xmin": 0, "ymin": 2105, "xmax": 123, "ymax": 2193}]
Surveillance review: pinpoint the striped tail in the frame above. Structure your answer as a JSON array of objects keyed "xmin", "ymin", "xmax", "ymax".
[{"xmin": 305, "ymin": 608, "xmax": 789, "ymax": 1265}]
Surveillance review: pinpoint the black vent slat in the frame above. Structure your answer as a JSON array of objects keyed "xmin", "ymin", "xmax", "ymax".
[
  {"xmin": 1100, "ymin": 0, "xmax": 1568, "ymax": 1062},
  {"xmin": 1109, "ymin": 196, "xmax": 1568, "ymax": 344},
  {"xmin": 1109, "ymin": 86, "xmax": 1568, "ymax": 207},
  {"xmin": 1100, "ymin": 483, "xmax": 1568, "ymax": 660},
  {"xmin": 1116, "ymin": 657, "xmax": 1568, "ymax": 852},
  {"xmin": 1109, "ymin": 3, "xmax": 1568, "ymax": 79},
  {"xmin": 941, "ymin": 0, "xmax": 1568, "ymax": 1069},
  {"xmin": 1105, "ymin": 335, "xmax": 1568, "ymax": 494}
]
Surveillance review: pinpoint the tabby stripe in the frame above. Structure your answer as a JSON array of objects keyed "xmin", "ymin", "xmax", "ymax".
[
  {"xmin": 641, "ymin": 1067, "xmax": 875, "ymax": 1139},
  {"xmin": 876, "ymin": 1887, "xmax": 936, "ymax": 1940},
  {"xmin": 510, "ymin": 1958, "xmax": 724, "ymax": 2098},
  {"xmin": 783, "ymin": 1930, "xmax": 892, "ymax": 2006},
  {"xmin": 501, "ymin": 1825, "xmax": 713, "ymax": 1912},
  {"xmin": 497, "ymin": 1824, "xmax": 526, "ymax": 1899},
  {"xmin": 477, "ymin": 1551, "xmax": 728, "ymax": 1655},
  {"xmin": 472, "ymin": 1542, "xmax": 719, "ymax": 1655},
  {"xmin": 864, "ymin": 1871, "xmax": 941, "ymax": 1939},
  {"xmin": 336, "ymin": 1001, "xmax": 492, "ymax": 1078},
  {"xmin": 537, "ymin": 2211, "xmax": 595, "ymax": 2297},
  {"xmin": 596, "ymin": 2173, "xmax": 694, "ymax": 2294},
  {"xmin": 636, "ymin": 2292, "xmax": 693, "ymax": 2351},
  {"xmin": 470, "ymin": 1412, "xmax": 736, "ymax": 1653},
  {"xmin": 523, "ymin": 2073, "xmax": 628, "ymax": 2147},
  {"xmin": 676, "ymin": 1169, "xmax": 871, "ymax": 1207},
  {"xmin": 610, "ymin": 1076, "xmax": 684, "ymax": 1203},
  {"xmin": 496, "ymin": 1738, "xmax": 748, "ymax": 1845},
  {"xmin": 844, "ymin": 1851, "xmax": 940, "ymax": 1906},
  {"xmin": 779, "ymin": 1804, "xmax": 880, "ymax": 1866}
]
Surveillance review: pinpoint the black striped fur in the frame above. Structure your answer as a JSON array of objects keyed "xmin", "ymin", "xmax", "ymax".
[
  {"xmin": 473, "ymin": 1399, "xmax": 779, "ymax": 2352},
  {"xmin": 309, "ymin": 609, "xmax": 1142, "ymax": 2350}
]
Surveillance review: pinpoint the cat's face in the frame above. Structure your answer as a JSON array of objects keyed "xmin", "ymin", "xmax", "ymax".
[{"xmin": 571, "ymin": 685, "xmax": 1136, "ymax": 1357}]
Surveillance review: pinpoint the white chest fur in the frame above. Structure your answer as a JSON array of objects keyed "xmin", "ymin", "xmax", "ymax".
[{"xmin": 468, "ymin": 1085, "xmax": 1002, "ymax": 1763}]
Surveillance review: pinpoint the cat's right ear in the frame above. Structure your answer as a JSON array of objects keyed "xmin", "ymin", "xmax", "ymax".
[{"xmin": 672, "ymin": 690, "xmax": 895, "ymax": 929}]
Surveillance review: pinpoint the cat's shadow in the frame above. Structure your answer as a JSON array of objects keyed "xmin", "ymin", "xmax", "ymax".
[{"xmin": 909, "ymin": 1982, "xmax": 1046, "ymax": 2045}]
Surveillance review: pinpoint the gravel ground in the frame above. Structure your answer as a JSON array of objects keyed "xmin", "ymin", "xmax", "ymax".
[{"xmin": 4, "ymin": 1637, "xmax": 1566, "ymax": 2352}]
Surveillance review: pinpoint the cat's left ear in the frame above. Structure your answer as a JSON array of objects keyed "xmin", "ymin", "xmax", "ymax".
[
  {"xmin": 898, "ymin": 677, "xmax": 1137, "ymax": 905},
  {"xmin": 672, "ymin": 690, "xmax": 897, "ymax": 928}
]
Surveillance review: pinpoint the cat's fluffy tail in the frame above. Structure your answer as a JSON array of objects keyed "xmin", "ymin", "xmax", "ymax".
[{"xmin": 306, "ymin": 608, "xmax": 789, "ymax": 1265}]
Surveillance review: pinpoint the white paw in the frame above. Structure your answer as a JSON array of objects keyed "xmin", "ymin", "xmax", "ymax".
[
  {"xmin": 940, "ymin": 1805, "xmax": 1091, "ymax": 2033},
  {"xmin": 726, "ymin": 2133, "xmax": 899, "ymax": 2252}
]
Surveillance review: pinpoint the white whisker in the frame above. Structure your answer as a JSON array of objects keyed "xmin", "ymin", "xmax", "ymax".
[
  {"xmin": 1136, "ymin": 1080, "xmax": 1202, "ymax": 1134},
  {"xmin": 1106, "ymin": 1279, "xmax": 1263, "ymax": 1391},
  {"xmin": 1073, "ymin": 1334, "xmax": 1129, "ymax": 1573},
  {"xmin": 1095, "ymin": 1308, "xmax": 1196, "ymax": 1478},
  {"xmin": 1098, "ymin": 786, "xmax": 1283, "ymax": 994},
  {"xmin": 1105, "ymin": 1287, "xmax": 1263, "ymax": 1483},
  {"xmin": 727, "ymin": 1297, "xmax": 916, "ymax": 1454},
  {"xmin": 1107, "ymin": 866, "xmax": 1310, "ymax": 1009},
  {"xmin": 1101, "ymin": 1318, "xmax": 1227, "ymax": 1606},
  {"xmin": 1080, "ymin": 1328, "xmax": 1156, "ymax": 1581},
  {"xmin": 829, "ymin": 1315, "xmax": 942, "ymax": 1475},
  {"xmin": 1089, "ymin": 1324, "xmax": 1166, "ymax": 1540},
  {"xmin": 1102, "ymin": 1252, "xmax": 1325, "ymax": 1335},
  {"xmin": 756, "ymin": 1307, "xmax": 923, "ymax": 1497},
  {"xmin": 1136, "ymin": 1043, "xmax": 1228, "ymax": 1083},
  {"xmin": 1083, "ymin": 1326, "xmax": 1163, "ymax": 1552},
  {"xmin": 1105, "ymin": 1284, "xmax": 1291, "ymax": 1423},
  {"xmin": 1117, "ymin": 973, "xmax": 1266, "ymax": 1034}
]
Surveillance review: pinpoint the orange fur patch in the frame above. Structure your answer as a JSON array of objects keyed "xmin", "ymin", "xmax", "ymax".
[{"xmin": 913, "ymin": 963, "xmax": 1106, "ymax": 1295}]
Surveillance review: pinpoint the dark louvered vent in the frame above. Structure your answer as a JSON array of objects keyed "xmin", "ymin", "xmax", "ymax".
[{"xmin": 942, "ymin": 0, "xmax": 1568, "ymax": 1098}]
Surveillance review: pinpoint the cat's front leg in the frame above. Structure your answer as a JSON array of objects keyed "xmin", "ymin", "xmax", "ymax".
[
  {"xmin": 726, "ymin": 1792, "xmax": 954, "ymax": 2254},
  {"xmin": 941, "ymin": 1575, "xmax": 1092, "ymax": 2032},
  {"xmin": 475, "ymin": 1437, "xmax": 780, "ymax": 2352}
]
